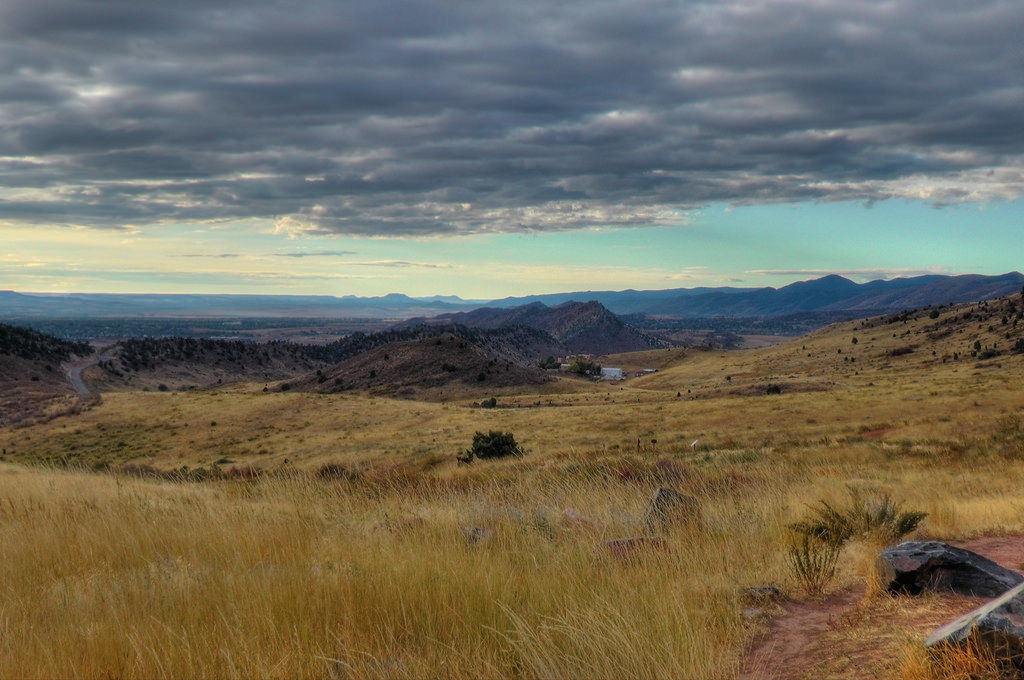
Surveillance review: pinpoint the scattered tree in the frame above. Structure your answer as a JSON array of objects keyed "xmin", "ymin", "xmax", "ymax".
[
  {"xmin": 567, "ymin": 359, "xmax": 602, "ymax": 377},
  {"xmin": 458, "ymin": 430, "xmax": 524, "ymax": 463},
  {"xmin": 537, "ymin": 356, "xmax": 559, "ymax": 369}
]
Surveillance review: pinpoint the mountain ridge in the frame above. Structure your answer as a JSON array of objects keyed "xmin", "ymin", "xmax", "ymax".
[{"xmin": 1, "ymin": 272, "xmax": 1021, "ymax": 320}]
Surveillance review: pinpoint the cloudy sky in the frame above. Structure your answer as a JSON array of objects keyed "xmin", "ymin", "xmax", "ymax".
[{"xmin": 1, "ymin": 0, "xmax": 1022, "ymax": 296}]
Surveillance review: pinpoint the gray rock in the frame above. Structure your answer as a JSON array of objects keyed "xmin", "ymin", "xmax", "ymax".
[
  {"xmin": 878, "ymin": 540, "xmax": 1024, "ymax": 597},
  {"xmin": 926, "ymin": 581, "xmax": 1024, "ymax": 668},
  {"xmin": 744, "ymin": 585, "xmax": 782, "ymax": 603},
  {"xmin": 642, "ymin": 487, "xmax": 700, "ymax": 533},
  {"xmin": 462, "ymin": 526, "xmax": 494, "ymax": 545}
]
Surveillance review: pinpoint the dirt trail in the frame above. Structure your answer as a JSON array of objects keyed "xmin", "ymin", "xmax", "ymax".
[
  {"xmin": 739, "ymin": 586, "xmax": 865, "ymax": 680},
  {"xmin": 64, "ymin": 354, "xmax": 108, "ymax": 396},
  {"xmin": 737, "ymin": 536, "xmax": 1024, "ymax": 680}
]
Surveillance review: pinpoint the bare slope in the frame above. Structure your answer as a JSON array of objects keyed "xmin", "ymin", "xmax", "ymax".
[
  {"xmin": 87, "ymin": 337, "xmax": 323, "ymax": 391},
  {"xmin": 88, "ymin": 324, "xmax": 566, "ymax": 392},
  {"xmin": 292, "ymin": 333, "xmax": 554, "ymax": 398},
  {"xmin": 637, "ymin": 292, "xmax": 1024, "ymax": 398}
]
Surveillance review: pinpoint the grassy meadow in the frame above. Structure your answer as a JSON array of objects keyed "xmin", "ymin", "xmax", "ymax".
[{"xmin": 1, "ymin": 298, "xmax": 1023, "ymax": 679}]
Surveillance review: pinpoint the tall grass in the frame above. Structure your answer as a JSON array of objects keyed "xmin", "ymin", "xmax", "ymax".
[
  {"xmin": 0, "ymin": 462, "xmax": 794, "ymax": 679},
  {"xmin": 3, "ymin": 437, "xmax": 1024, "ymax": 679}
]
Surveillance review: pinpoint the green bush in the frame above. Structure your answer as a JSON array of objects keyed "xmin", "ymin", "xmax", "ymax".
[
  {"xmin": 790, "ymin": 488, "xmax": 926, "ymax": 547},
  {"xmin": 537, "ymin": 356, "xmax": 559, "ymax": 369},
  {"xmin": 459, "ymin": 430, "xmax": 524, "ymax": 463},
  {"xmin": 566, "ymin": 359, "xmax": 601, "ymax": 377}
]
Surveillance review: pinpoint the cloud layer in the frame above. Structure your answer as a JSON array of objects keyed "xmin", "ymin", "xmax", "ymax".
[{"xmin": 1, "ymin": 0, "xmax": 1022, "ymax": 236}]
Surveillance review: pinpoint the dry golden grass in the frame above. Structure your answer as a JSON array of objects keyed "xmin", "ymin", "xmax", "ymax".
[
  {"xmin": 2, "ymin": 440, "xmax": 1024, "ymax": 678},
  {"xmin": 0, "ymin": 297, "xmax": 1021, "ymax": 678}
]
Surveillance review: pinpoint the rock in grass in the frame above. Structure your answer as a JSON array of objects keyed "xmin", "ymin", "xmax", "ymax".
[
  {"xmin": 743, "ymin": 585, "xmax": 782, "ymax": 603},
  {"xmin": 878, "ymin": 540, "xmax": 1023, "ymax": 597},
  {"xmin": 561, "ymin": 509, "xmax": 599, "ymax": 533},
  {"xmin": 926, "ymin": 581, "xmax": 1024, "ymax": 667},
  {"xmin": 462, "ymin": 526, "xmax": 494, "ymax": 545},
  {"xmin": 642, "ymin": 487, "xmax": 700, "ymax": 533},
  {"xmin": 742, "ymin": 607, "xmax": 767, "ymax": 621},
  {"xmin": 596, "ymin": 536, "xmax": 668, "ymax": 563}
]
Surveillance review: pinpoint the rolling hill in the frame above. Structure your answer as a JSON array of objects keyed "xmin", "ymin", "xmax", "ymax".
[
  {"xmin": 399, "ymin": 300, "xmax": 665, "ymax": 355},
  {"xmin": 634, "ymin": 289, "xmax": 1024, "ymax": 400},
  {"xmin": 291, "ymin": 333, "xmax": 555, "ymax": 398},
  {"xmin": 0, "ymin": 323, "xmax": 93, "ymax": 424},
  {"xmin": 85, "ymin": 323, "xmax": 567, "ymax": 392}
]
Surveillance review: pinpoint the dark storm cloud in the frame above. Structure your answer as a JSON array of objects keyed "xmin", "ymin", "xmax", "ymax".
[{"xmin": 1, "ymin": 0, "xmax": 1022, "ymax": 235}]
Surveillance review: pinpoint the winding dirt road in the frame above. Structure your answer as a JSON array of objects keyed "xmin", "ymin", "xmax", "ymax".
[{"xmin": 64, "ymin": 355, "xmax": 108, "ymax": 396}]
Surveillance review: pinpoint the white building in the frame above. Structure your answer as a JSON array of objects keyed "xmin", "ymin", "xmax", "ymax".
[{"xmin": 600, "ymin": 367, "xmax": 624, "ymax": 380}]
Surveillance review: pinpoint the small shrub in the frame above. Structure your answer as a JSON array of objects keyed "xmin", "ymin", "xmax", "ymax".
[
  {"xmin": 786, "ymin": 532, "xmax": 840, "ymax": 595},
  {"xmin": 909, "ymin": 636, "xmax": 1011, "ymax": 680},
  {"xmin": 317, "ymin": 462, "xmax": 360, "ymax": 481},
  {"xmin": 791, "ymin": 488, "xmax": 927, "ymax": 546},
  {"xmin": 479, "ymin": 397, "xmax": 497, "ymax": 409},
  {"xmin": 460, "ymin": 430, "xmax": 524, "ymax": 463},
  {"xmin": 992, "ymin": 414, "xmax": 1024, "ymax": 457}
]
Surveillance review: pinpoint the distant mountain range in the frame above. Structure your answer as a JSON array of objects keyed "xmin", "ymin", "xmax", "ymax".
[
  {"xmin": 0, "ymin": 290, "xmax": 485, "ymax": 319},
  {"xmin": 2, "ymin": 272, "xmax": 1021, "ymax": 320},
  {"xmin": 487, "ymin": 273, "xmax": 1024, "ymax": 317}
]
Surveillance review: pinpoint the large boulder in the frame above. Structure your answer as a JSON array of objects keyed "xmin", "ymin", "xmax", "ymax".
[
  {"xmin": 926, "ymin": 581, "xmax": 1024, "ymax": 668},
  {"xmin": 878, "ymin": 540, "xmax": 1023, "ymax": 597},
  {"xmin": 642, "ymin": 487, "xmax": 700, "ymax": 533}
]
